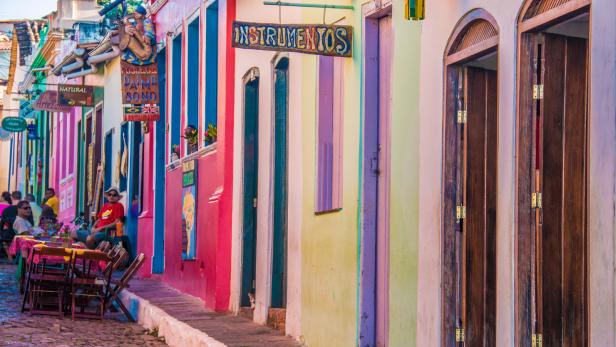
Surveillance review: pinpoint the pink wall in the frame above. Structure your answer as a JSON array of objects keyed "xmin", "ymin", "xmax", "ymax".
[
  {"xmin": 137, "ymin": 123, "xmax": 155, "ymax": 277},
  {"xmin": 162, "ymin": 151, "xmax": 220, "ymax": 307},
  {"xmin": 57, "ymin": 108, "xmax": 80, "ymax": 223}
]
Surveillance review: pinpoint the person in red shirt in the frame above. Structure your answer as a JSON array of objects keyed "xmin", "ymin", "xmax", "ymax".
[{"xmin": 75, "ymin": 187, "xmax": 125, "ymax": 248}]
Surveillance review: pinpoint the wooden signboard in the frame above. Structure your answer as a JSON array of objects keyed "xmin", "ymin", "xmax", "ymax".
[
  {"xmin": 57, "ymin": 84, "xmax": 94, "ymax": 107},
  {"xmin": 181, "ymin": 160, "xmax": 197, "ymax": 260},
  {"xmin": 121, "ymin": 61, "xmax": 160, "ymax": 121},
  {"xmin": 32, "ymin": 91, "xmax": 72, "ymax": 113},
  {"xmin": 232, "ymin": 21, "xmax": 353, "ymax": 57}
]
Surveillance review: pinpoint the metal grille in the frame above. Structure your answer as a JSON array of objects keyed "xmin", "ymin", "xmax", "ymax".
[
  {"xmin": 448, "ymin": 20, "xmax": 497, "ymax": 56},
  {"xmin": 524, "ymin": 0, "xmax": 572, "ymax": 20}
]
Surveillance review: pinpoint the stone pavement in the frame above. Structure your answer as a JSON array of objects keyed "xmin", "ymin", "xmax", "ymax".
[
  {"xmin": 0, "ymin": 262, "xmax": 167, "ymax": 347},
  {"xmin": 126, "ymin": 278, "xmax": 302, "ymax": 347}
]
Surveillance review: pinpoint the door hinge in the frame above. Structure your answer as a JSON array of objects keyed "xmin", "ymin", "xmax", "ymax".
[
  {"xmin": 533, "ymin": 84, "xmax": 544, "ymax": 100},
  {"xmin": 531, "ymin": 192, "xmax": 542, "ymax": 209},
  {"xmin": 456, "ymin": 205, "xmax": 466, "ymax": 220},
  {"xmin": 253, "ymin": 198, "xmax": 257, "ymax": 208},
  {"xmin": 457, "ymin": 110, "xmax": 467, "ymax": 124},
  {"xmin": 532, "ymin": 333, "xmax": 543, "ymax": 347},
  {"xmin": 455, "ymin": 327, "xmax": 465, "ymax": 342}
]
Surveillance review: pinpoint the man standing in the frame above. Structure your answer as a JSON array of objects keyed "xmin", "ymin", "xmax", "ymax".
[
  {"xmin": 43, "ymin": 188, "xmax": 59, "ymax": 216},
  {"xmin": 24, "ymin": 194, "xmax": 42, "ymax": 226}
]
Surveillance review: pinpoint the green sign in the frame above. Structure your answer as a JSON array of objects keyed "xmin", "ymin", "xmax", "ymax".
[{"xmin": 2, "ymin": 117, "xmax": 27, "ymax": 132}]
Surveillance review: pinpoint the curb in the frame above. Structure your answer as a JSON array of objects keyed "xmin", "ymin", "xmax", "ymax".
[{"xmin": 119, "ymin": 289, "xmax": 228, "ymax": 347}]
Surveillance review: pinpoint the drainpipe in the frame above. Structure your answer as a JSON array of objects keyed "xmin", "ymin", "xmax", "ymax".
[
  {"xmin": 61, "ymin": 57, "xmax": 84, "ymax": 74},
  {"xmin": 66, "ymin": 64, "xmax": 97, "ymax": 79},
  {"xmin": 87, "ymin": 45, "xmax": 121, "ymax": 64}
]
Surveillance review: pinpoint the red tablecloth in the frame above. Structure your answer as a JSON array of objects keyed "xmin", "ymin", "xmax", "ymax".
[{"xmin": 9, "ymin": 236, "xmax": 105, "ymax": 271}]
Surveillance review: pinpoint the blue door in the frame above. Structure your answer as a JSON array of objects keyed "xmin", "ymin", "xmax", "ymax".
[
  {"xmin": 153, "ymin": 49, "xmax": 167, "ymax": 273},
  {"xmin": 271, "ymin": 58, "xmax": 289, "ymax": 308},
  {"xmin": 241, "ymin": 77, "xmax": 259, "ymax": 307}
]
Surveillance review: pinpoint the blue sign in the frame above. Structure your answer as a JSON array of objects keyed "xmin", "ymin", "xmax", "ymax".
[{"xmin": 19, "ymin": 100, "xmax": 34, "ymax": 118}]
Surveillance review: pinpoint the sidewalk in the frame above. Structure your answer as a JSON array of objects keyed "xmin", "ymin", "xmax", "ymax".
[{"xmin": 120, "ymin": 277, "xmax": 302, "ymax": 347}]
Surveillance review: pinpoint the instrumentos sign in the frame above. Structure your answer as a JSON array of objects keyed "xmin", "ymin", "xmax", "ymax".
[{"xmin": 232, "ymin": 21, "xmax": 353, "ymax": 58}]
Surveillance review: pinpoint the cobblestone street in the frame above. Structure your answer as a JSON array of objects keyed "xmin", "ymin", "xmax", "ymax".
[{"xmin": 0, "ymin": 263, "xmax": 167, "ymax": 347}]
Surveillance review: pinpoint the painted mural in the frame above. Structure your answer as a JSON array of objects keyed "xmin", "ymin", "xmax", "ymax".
[{"xmin": 182, "ymin": 160, "xmax": 197, "ymax": 260}]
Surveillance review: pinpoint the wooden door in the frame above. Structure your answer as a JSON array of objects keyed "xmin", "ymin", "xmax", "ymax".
[
  {"xmin": 272, "ymin": 58, "xmax": 289, "ymax": 309},
  {"xmin": 531, "ymin": 33, "xmax": 588, "ymax": 346},
  {"xmin": 444, "ymin": 65, "xmax": 497, "ymax": 347},
  {"xmin": 241, "ymin": 78, "xmax": 259, "ymax": 307}
]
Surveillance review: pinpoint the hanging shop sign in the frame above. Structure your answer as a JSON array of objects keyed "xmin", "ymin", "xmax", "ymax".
[
  {"xmin": 19, "ymin": 100, "xmax": 35, "ymax": 118},
  {"xmin": 32, "ymin": 91, "xmax": 72, "ymax": 113},
  {"xmin": 182, "ymin": 160, "xmax": 198, "ymax": 260},
  {"xmin": 232, "ymin": 21, "xmax": 353, "ymax": 57},
  {"xmin": 57, "ymin": 84, "xmax": 94, "ymax": 107},
  {"xmin": 0, "ymin": 128, "xmax": 10, "ymax": 141},
  {"xmin": 121, "ymin": 61, "xmax": 160, "ymax": 121},
  {"xmin": 117, "ymin": 4, "xmax": 157, "ymax": 66},
  {"xmin": 1, "ymin": 116, "xmax": 27, "ymax": 132}
]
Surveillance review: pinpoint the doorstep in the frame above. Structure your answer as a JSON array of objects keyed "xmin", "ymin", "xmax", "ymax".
[{"xmin": 119, "ymin": 278, "xmax": 302, "ymax": 347}]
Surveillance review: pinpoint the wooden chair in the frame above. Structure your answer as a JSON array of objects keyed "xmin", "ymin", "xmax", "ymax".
[
  {"xmin": 69, "ymin": 250, "xmax": 112, "ymax": 320},
  {"xmin": 95, "ymin": 240, "xmax": 111, "ymax": 252},
  {"xmin": 21, "ymin": 246, "xmax": 73, "ymax": 318},
  {"xmin": 104, "ymin": 253, "xmax": 145, "ymax": 322}
]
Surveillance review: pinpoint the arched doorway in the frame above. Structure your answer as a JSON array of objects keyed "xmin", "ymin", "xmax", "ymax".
[
  {"xmin": 441, "ymin": 9, "xmax": 499, "ymax": 347},
  {"xmin": 516, "ymin": 1, "xmax": 591, "ymax": 346}
]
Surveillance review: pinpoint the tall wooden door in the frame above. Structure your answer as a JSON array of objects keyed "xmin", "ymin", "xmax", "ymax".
[
  {"xmin": 530, "ymin": 33, "xmax": 588, "ymax": 346},
  {"xmin": 360, "ymin": 14, "xmax": 392, "ymax": 347},
  {"xmin": 452, "ymin": 66, "xmax": 497, "ymax": 347},
  {"xmin": 241, "ymin": 78, "xmax": 259, "ymax": 307},
  {"xmin": 271, "ymin": 58, "xmax": 289, "ymax": 309}
]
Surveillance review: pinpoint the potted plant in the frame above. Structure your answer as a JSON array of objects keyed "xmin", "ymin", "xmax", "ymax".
[
  {"xmin": 182, "ymin": 125, "xmax": 199, "ymax": 154},
  {"xmin": 204, "ymin": 123, "xmax": 217, "ymax": 146},
  {"xmin": 171, "ymin": 144, "xmax": 180, "ymax": 161}
]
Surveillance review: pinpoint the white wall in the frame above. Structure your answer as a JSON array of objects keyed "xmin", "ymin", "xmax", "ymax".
[{"xmin": 230, "ymin": 0, "xmax": 303, "ymax": 339}]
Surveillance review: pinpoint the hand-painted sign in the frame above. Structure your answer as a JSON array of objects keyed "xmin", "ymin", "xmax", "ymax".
[
  {"xmin": 121, "ymin": 61, "xmax": 160, "ymax": 121},
  {"xmin": 19, "ymin": 100, "xmax": 34, "ymax": 118},
  {"xmin": 57, "ymin": 84, "xmax": 94, "ymax": 107},
  {"xmin": 182, "ymin": 160, "xmax": 197, "ymax": 260},
  {"xmin": 1, "ymin": 116, "xmax": 27, "ymax": 132},
  {"xmin": 32, "ymin": 91, "xmax": 72, "ymax": 113},
  {"xmin": 232, "ymin": 21, "xmax": 353, "ymax": 57}
]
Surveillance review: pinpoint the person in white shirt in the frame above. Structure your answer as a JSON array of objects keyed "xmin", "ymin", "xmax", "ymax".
[
  {"xmin": 24, "ymin": 194, "xmax": 42, "ymax": 227},
  {"xmin": 13, "ymin": 201, "xmax": 44, "ymax": 237}
]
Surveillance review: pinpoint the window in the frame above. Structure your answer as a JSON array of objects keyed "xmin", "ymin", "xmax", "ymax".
[
  {"xmin": 171, "ymin": 33, "xmax": 183, "ymax": 159},
  {"xmin": 315, "ymin": 56, "xmax": 343, "ymax": 213},
  {"xmin": 104, "ymin": 130, "xmax": 113, "ymax": 191},
  {"xmin": 130, "ymin": 123, "xmax": 143, "ymax": 214},
  {"xmin": 186, "ymin": 17, "xmax": 200, "ymax": 154},
  {"xmin": 120, "ymin": 123, "xmax": 128, "ymax": 192},
  {"xmin": 204, "ymin": 2, "xmax": 218, "ymax": 137},
  {"xmin": 68, "ymin": 111, "xmax": 75, "ymax": 175}
]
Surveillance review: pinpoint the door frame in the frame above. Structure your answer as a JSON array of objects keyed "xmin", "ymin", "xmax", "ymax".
[
  {"xmin": 514, "ymin": 1, "xmax": 592, "ymax": 345},
  {"xmin": 441, "ymin": 9, "xmax": 499, "ymax": 347},
  {"xmin": 240, "ymin": 67, "xmax": 260, "ymax": 308},
  {"xmin": 270, "ymin": 54, "xmax": 289, "ymax": 309},
  {"xmin": 359, "ymin": 2, "xmax": 392, "ymax": 346}
]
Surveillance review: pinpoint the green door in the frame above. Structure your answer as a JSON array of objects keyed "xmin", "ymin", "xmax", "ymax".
[
  {"xmin": 271, "ymin": 58, "xmax": 289, "ymax": 308},
  {"xmin": 241, "ymin": 77, "xmax": 259, "ymax": 307}
]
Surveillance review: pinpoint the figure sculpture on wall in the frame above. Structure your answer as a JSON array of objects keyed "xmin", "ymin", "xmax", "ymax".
[{"xmin": 118, "ymin": 4, "xmax": 156, "ymax": 65}]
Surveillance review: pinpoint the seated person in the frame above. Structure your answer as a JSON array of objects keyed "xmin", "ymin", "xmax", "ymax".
[
  {"xmin": 74, "ymin": 187, "xmax": 125, "ymax": 249},
  {"xmin": 39, "ymin": 205, "xmax": 61, "ymax": 236},
  {"xmin": 13, "ymin": 201, "xmax": 46, "ymax": 237}
]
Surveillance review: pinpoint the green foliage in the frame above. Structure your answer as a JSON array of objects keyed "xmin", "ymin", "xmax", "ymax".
[{"xmin": 97, "ymin": 0, "xmax": 144, "ymax": 20}]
